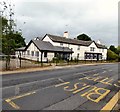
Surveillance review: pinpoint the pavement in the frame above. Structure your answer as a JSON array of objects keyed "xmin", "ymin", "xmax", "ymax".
[
  {"xmin": 1, "ymin": 63, "xmax": 120, "ymax": 111},
  {"xmin": 1, "ymin": 62, "xmax": 113, "ymax": 75}
]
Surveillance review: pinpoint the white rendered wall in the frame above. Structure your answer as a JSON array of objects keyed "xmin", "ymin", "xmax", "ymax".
[
  {"xmin": 43, "ymin": 36, "xmax": 59, "ymax": 46},
  {"xmin": 42, "ymin": 35, "xmax": 107, "ymax": 60}
]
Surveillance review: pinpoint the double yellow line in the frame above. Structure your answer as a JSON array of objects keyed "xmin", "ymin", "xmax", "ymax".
[{"xmin": 100, "ymin": 90, "xmax": 120, "ymax": 111}]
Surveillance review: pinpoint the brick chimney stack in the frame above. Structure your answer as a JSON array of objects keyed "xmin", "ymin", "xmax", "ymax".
[
  {"xmin": 63, "ymin": 31, "xmax": 68, "ymax": 38},
  {"xmin": 97, "ymin": 40, "xmax": 101, "ymax": 44}
]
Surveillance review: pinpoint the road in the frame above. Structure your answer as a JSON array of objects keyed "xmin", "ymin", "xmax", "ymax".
[{"xmin": 2, "ymin": 63, "xmax": 120, "ymax": 111}]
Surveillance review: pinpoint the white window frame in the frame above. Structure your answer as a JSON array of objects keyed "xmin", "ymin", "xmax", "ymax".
[
  {"xmin": 60, "ymin": 43, "xmax": 63, "ymax": 46},
  {"xmin": 31, "ymin": 51, "xmax": 34, "ymax": 56},
  {"xmin": 90, "ymin": 47, "xmax": 95, "ymax": 51},
  {"xmin": 77, "ymin": 45, "xmax": 80, "ymax": 50}
]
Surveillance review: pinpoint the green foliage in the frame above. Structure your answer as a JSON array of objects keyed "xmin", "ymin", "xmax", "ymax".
[
  {"xmin": 52, "ymin": 57, "xmax": 59, "ymax": 63},
  {"xmin": 117, "ymin": 46, "xmax": 120, "ymax": 54},
  {"xmin": 1, "ymin": 17, "xmax": 26, "ymax": 55},
  {"xmin": 107, "ymin": 49, "xmax": 119, "ymax": 61},
  {"xmin": 11, "ymin": 32, "xmax": 26, "ymax": 48},
  {"xmin": 109, "ymin": 45, "xmax": 118, "ymax": 54},
  {"xmin": 1, "ymin": 17, "xmax": 8, "ymax": 33},
  {"xmin": 77, "ymin": 34, "xmax": 92, "ymax": 41}
]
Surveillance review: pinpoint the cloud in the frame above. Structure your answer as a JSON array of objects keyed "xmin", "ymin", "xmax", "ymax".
[{"xmin": 12, "ymin": 0, "xmax": 118, "ymax": 46}]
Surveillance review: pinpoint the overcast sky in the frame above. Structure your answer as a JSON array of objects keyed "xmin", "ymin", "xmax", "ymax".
[{"xmin": 12, "ymin": 0, "xmax": 119, "ymax": 47}]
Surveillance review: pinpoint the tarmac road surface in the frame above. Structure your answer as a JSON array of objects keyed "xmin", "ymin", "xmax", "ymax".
[{"xmin": 2, "ymin": 63, "xmax": 120, "ymax": 111}]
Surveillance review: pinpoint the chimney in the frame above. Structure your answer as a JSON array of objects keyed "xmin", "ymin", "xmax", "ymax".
[
  {"xmin": 97, "ymin": 40, "xmax": 101, "ymax": 44},
  {"xmin": 63, "ymin": 31, "xmax": 68, "ymax": 38}
]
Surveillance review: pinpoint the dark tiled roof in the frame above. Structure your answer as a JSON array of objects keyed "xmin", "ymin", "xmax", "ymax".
[
  {"xmin": 46, "ymin": 34, "xmax": 92, "ymax": 46},
  {"xmin": 36, "ymin": 37, "xmax": 42, "ymax": 40},
  {"xmin": 16, "ymin": 47, "xmax": 26, "ymax": 51},
  {"xmin": 45, "ymin": 34, "xmax": 107, "ymax": 49},
  {"xmin": 32, "ymin": 40, "xmax": 73, "ymax": 53},
  {"xmin": 95, "ymin": 43, "xmax": 107, "ymax": 49}
]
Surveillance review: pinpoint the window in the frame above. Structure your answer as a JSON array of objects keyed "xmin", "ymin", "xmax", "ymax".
[
  {"xmin": 93, "ymin": 54, "xmax": 97, "ymax": 59},
  {"xmin": 90, "ymin": 47, "xmax": 95, "ymax": 51},
  {"xmin": 91, "ymin": 54, "xmax": 93, "ymax": 59},
  {"xmin": 68, "ymin": 44, "xmax": 70, "ymax": 48},
  {"xmin": 44, "ymin": 52, "xmax": 47, "ymax": 57},
  {"xmin": 99, "ymin": 55, "xmax": 102, "ymax": 59},
  {"xmin": 54, "ymin": 53, "xmax": 57, "ymax": 57},
  {"xmin": 88, "ymin": 54, "xmax": 91, "ymax": 59},
  {"xmin": 77, "ymin": 53, "xmax": 79, "ymax": 59},
  {"xmin": 77, "ymin": 46, "xmax": 80, "ymax": 50},
  {"xmin": 60, "ymin": 43, "xmax": 63, "ymax": 46},
  {"xmin": 27, "ymin": 50, "xmax": 30, "ymax": 55},
  {"xmin": 85, "ymin": 53, "xmax": 91, "ymax": 59},
  {"xmin": 35, "ymin": 51, "xmax": 39, "ymax": 57},
  {"xmin": 102, "ymin": 49, "xmax": 104, "ymax": 52},
  {"xmin": 31, "ymin": 51, "xmax": 34, "ymax": 56}
]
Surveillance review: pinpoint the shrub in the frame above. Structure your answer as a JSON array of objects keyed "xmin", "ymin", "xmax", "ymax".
[{"xmin": 107, "ymin": 49, "xmax": 119, "ymax": 61}]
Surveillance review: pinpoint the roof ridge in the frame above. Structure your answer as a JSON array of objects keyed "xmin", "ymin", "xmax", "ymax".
[{"xmin": 47, "ymin": 34, "xmax": 93, "ymax": 43}]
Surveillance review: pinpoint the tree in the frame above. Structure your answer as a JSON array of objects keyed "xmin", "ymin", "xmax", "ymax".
[
  {"xmin": 109, "ymin": 45, "xmax": 118, "ymax": 54},
  {"xmin": 77, "ymin": 34, "xmax": 92, "ymax": 41},
  {"xmin": 1, "ymin": 1, "xmax": 26, "ymax": 70},
  {"xmin": 1, "ymin": 17, "xmax": 8, "ymax": 34},
  {"xmin": 2, "ymin": 32, "xmax": 26, "ymax": 55},
  {"xmin": 107, "ymin": 49, "xmax": 119, "ymax": 61},
  {"xmin": 117, "ymin": 46, "xmax": 120, "ymax": 61},
  {"xmin": 117, "ymin": 46, "xmax": 120, "ymax": 56}
]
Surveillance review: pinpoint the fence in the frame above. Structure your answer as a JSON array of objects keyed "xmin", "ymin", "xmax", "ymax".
[
  {"xmin": 1, "ymin": 56, "xmax": 51, "ymax": 71},
  {"xmin": 0, "ymin": 55, "xmax": 108, "ymax": 71}
]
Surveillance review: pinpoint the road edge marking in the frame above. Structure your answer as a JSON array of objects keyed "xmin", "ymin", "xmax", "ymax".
[
  {"xmin": 55, "ymin": 82, "xmax": 70, "ymax": 87},
  {"xmin": 58, "ymin": 78, "xmax": 65, "ymax": 83},
  {"xmin": 5, "ymin": 91, "xmax": 36, "ymax": 109},
  {"xmin": 100, "ymin": 90, "xmax": 120, "ymax": 111},
  {"xmin": 5, "ymin": 99, "xmax": 20, "ymax": 109},
  {"xmin": 9, "ymin": 91, "xmax": 36, "ymax": 100}
]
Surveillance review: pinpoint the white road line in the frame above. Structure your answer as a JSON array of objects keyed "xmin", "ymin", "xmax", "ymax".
[
  {"xmin": 3, "ymin": 85, "xmax": 55, "ymax": 101},
  {"xmin": 58, "ymin": 78, "xmax": 65, "ymax": 83},
  {"xmin": 102, "ymin": 71, "xmax": 107, "ymax": 73},
  {"xmin": 2, "ymin": 77, "xmax": 55, "ymax": 90},
  {"xmin": 2, "ymin": 69, "xmax": 103, "ymax": 90}
]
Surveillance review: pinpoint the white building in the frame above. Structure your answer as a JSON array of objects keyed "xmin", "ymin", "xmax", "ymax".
[{"xmin": 16, "ymin": 32, "xmax": 107, "ymax": 62}]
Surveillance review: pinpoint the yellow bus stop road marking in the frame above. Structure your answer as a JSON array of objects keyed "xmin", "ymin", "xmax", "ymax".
[
  {"xmin": 5, "ymin": 91, "xmax": 36, "ymax": 109},
  {"xmin": 5, "ymin": 99, "xmax": 20, "ymax": 109},
  {"xmin": 100, "ymin": 90, "xmax": 120, "ymax": 112}
]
